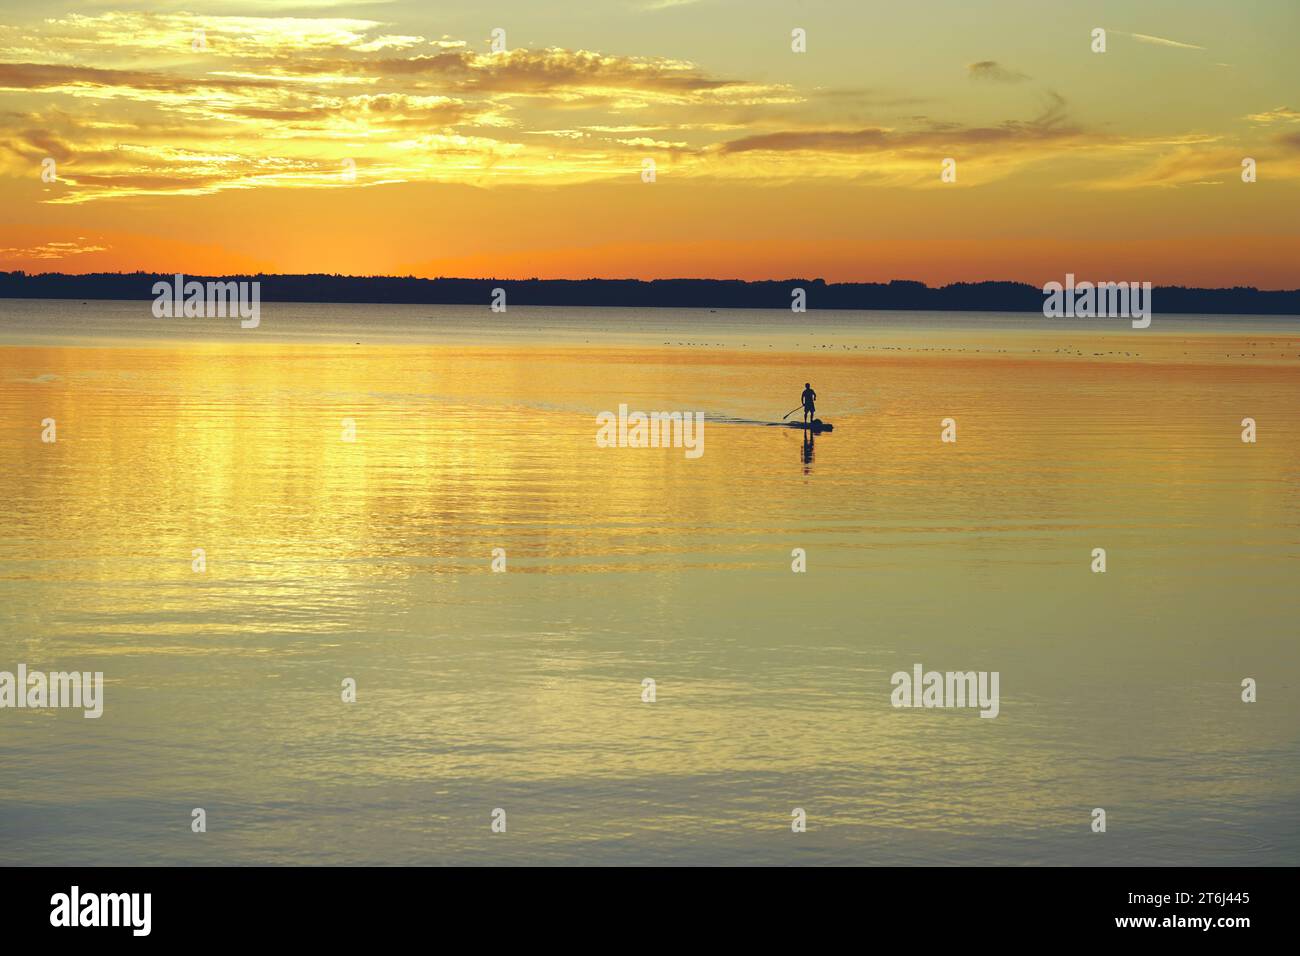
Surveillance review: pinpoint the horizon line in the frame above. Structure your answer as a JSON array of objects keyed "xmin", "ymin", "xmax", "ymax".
[{"xmin": 3, "ymin": 271, "xmax": 1298, "ymax": 295}]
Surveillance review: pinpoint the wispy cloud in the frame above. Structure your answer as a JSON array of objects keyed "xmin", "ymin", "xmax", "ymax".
[
  {"xmin": 1246, "ymin": 106, "xmax": 1300, "ymax": 124},
  {"xmin": 711, "ymin": 93, "xmax": 1085, "ymax": 185},
  {"xmin": 642, "ymin": 0, "xmax": 705, "ymax": 10},
  {"xmin": 0, "ymin": 238, "xmax": 108, "ymax": 259},
  {"xmin": 967, "ymin": 61, "xmax": 1029, "ymax": 83},
  {"xmin": 1125, "ymin": 32, "xmax": 1205, "ymax": 51},
  {"xmin": 719, "ymin": 106, "xmax": 1077, "ymax": 157}
]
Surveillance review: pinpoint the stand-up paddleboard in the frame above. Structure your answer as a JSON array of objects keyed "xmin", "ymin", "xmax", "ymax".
[
  {"xmin": 786, "ymin": 419, "xmax": 833, "ymax": 433},
  {"xmin": 708, "ymin": 415, "xmax": 835, "ymax": 433}
]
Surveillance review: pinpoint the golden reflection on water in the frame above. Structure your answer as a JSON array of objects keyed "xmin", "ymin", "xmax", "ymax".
[{"xmin": 1, "ymin": 329, "xmax": 1298, "ymax": 864}]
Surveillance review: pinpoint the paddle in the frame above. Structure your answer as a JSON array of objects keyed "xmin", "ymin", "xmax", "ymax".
[{"xmin": 781, "ymin": 404, "xmax": 803, "ymax": 420}]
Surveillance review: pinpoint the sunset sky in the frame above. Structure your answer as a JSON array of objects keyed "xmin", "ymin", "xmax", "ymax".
[{"xmin": 2, "ymin": 0, "xmax": 1298, "ymax": 286}]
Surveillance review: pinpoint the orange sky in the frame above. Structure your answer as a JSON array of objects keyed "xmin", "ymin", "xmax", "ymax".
[{"xmin": 2, "ymin": 2, "xmax": 1298, "ymax": 287}]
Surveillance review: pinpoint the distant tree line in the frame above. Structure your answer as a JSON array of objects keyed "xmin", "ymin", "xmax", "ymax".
[{"xmin": 0, "ymin": 271, "xmax": 1296, "ymax": 314}]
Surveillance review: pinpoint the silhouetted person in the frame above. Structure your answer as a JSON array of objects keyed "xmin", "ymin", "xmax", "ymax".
[{"xmin": 800, "ymin": 383, "xmax": 817, "ymax": 424}]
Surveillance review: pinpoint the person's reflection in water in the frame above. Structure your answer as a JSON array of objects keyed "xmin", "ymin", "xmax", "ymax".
[{"xmin": 802, "ymin": 428, "xmax": 814, "ymax": 471}]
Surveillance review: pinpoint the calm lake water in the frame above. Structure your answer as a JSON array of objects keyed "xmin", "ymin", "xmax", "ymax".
[{"xmin": 1, "ymin": 299, "xmax": 1297, "ymax": 865}]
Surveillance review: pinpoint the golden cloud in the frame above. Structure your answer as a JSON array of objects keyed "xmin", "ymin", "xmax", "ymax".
[{"xmin": 2, "ymin": 12, "xmax": 1287, "ymax": 204}]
